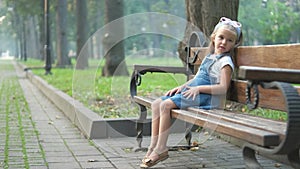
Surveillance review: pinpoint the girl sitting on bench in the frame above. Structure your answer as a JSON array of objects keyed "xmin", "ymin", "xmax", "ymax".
[{"xmin": 140, "ymin": 17, "xmax": 243, "ymax": 168}]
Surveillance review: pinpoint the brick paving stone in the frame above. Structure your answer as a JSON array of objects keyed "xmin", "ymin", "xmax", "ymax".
[
  {"xmin": 46, "ymin": 156, "xmax": 77, "ymax": 163},
  {"xmin": 68, "ymin": 142, "xmax": 97, "ymax": 150},
  {"xmin": 28, "ymin": 165, "xmax": 48, "ymax": 169},
  {"xmin": 80, "ymin": 161, "xmax": 115, "ymax": 169},
  {"xmin": 47, "ymin": 162, "xmax": 81, "ymax": 169},
  {"xmin": 72, "ymin": 149, "xmax": 103, "ymax": 156},
  {"xmin": 76, "ymin": 155, "xmax": 108, "ymax": 162}
]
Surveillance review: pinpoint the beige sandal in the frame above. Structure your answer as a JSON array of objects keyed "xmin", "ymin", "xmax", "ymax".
[
  {"xmin": 142, "ymin": 147, "xmax": 154, "ymax": 163},
  {"xmin": 140, "ymin": 149, "xmax": 169, "ymax": 168}
]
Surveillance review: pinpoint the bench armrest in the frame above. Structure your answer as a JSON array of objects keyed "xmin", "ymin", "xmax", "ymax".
[
  {"xmin": 130, "ymin": 64, "xmax": 191, "ymax": 97},
  {"xmin": 244, "ymin": 81, "xmax": 300, "ymax": 157},
  {"xmin": 132, "ymin": 65, "xmax": 190, "ymax": 75},
  {"xmin": 238, "ymin": 66, "xmax": 300, "ymax": 83},
  {"xmin": 237, "ymin": 66, "xmax": 300, "ymax": 154}
]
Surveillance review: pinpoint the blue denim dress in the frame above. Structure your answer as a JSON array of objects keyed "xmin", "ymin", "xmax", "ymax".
[{"xmin": 161, "ymin": 53, "xmax": 232, "ymax": 110}]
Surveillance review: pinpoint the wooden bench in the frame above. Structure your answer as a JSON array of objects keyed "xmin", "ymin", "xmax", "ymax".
[{"xmin": 130, "ymin": 31, "xmax": 300, "ymax": 168}]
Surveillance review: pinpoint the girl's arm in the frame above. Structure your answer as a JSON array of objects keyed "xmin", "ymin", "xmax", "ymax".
[
  {"xmin": 183, "ymin": 65, "xmax": 232, "ymax": 99},
  {"xmin": 164, "ymin": 78, "xmax": 193, "ymax": 96}
]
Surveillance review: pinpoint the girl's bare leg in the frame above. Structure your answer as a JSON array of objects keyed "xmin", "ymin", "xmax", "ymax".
[
  {"xmin": 148, "ymin": 99, "xmax": 177, "ymax": 159},
  {"xmin": 144, "ymin": 98, "xmax": 162, "ymax": 157}
]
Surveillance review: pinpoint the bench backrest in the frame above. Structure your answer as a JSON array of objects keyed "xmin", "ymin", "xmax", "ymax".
[{"xmin": 188, "ymin": 44, "xmax": 300, "ymax": 111}]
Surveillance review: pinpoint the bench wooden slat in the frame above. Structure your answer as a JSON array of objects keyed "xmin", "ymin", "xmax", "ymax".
[
  {"xmin": 238, "ymin": 66, "xmax": 300, "ymax": 84},
  {"xmin": 187, "ymin": 107, "xmax": 286, "ymax": 138},
  {"xmin": 236, "ymin": 44, "xmax": 300, "ymax": 69},
  {"xmin": 190, "ymin": 44, "xmax": 300, "ymax": 69},
  {"xmin": 134, "ymin": 96, "xmax": 154, "ymax": 108},
  {"xmin": 228, "ymin": 80, "xmax": 300, "ymax": 111},
  {"xmin": 171, "ymin": 109, "xmax": 280, "ymax": 147}
]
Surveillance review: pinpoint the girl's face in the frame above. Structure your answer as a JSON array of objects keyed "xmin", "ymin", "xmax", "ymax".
[{"xmin": 213, "ymin": 28, "xmax": 237, "ymax": 55}]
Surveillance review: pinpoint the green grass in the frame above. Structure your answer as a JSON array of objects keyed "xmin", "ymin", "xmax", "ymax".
[
  {"xmin": 21, "ymin": 57, "xmax": 186, "ymax": 118},
  {"xmin": 15, "ymin": 89, "xmax": 29, "ymax": 169},
  {"xmin": 239, "ymin": 106, "xmax": 287, "ymax": 121},
  {"xmin": 4, "ymin": 82, "xmax": 9, "ymax": 169}
]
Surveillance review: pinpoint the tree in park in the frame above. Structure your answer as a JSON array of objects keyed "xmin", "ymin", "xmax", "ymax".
[
  {"xmin": 102, "ymin": 0, "xmax": 129, "ymax": 77},
  {"xmin": 178, "ymin": 0, "xmax": 239, "ymax": 63},
  {"xmin": 56, "ymin": 0, "xmax": 71, "ymax": 67},
  {"xmin": 75, "ymin": 0, "xmax": 89, "ymax": 69}
]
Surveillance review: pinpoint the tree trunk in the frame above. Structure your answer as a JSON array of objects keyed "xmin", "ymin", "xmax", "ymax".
[
  {"xmin": 27, "ymin": 16, "xmax": 40, "ymax": 59},
  {"xmin": 15, "ymin": 13, "xmax": 21, "ymax": 59},
  {"xmin": 56, "ymin": 0, "xmax": 71, "ymax": 67},
  {"xmin": 39, "ymin": 0, "xmax": 44, "ymax": 60},
  {"xmin": 102, "ymin": 0, "xmax": 128, "ymax": 77},
  {"xmin": 75, "ymin": 0, "xmax": 89, "ymax": 69},
  {"xmin": 33, "ymin": 16, "xmax": 40, "ymax": 59},
  {"xmin": 21, "ymin": 18, "xmax": 27, "ymax": 61},
  {"xmin": 178, "ymin": 0, "xmax": 239, "ymax": 63}
]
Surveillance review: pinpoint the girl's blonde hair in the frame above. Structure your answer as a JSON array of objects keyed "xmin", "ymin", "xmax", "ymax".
[{"xmin": 207, "ymin": 24, "xmax": 243, "ymax": 56}]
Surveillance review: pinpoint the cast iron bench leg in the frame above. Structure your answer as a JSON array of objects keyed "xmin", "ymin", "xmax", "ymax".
[
  {"xmin": 185, "ymin": 122, "xmax": 192, "ymax": 146},
  {"xmin": 135, "ymin": 104, "xmax": 147, "ymax": 152},
  {"xmin": 288, "ymin": 148, "xmax": 300, "ymax": 168},
  {"xmin": 243, "ymin": 146, "xmax": 263, "ymax": 169}
]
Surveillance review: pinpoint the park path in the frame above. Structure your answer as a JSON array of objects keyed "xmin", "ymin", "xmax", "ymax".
[{"xmin": 0, "ymin": 59, "xmax": 113, "ymax": 169}]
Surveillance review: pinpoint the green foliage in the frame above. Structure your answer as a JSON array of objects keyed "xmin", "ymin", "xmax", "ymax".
[
  {"xmin": 6, "ymin": 0, "xmax": 42, "ymax": 16},
  {"xmin": 2, "ymin": 0, "xmax": 300, "ymax": 61},
  {"xmin": 239, "ymin": 0, "xmax": 300, "ymax": 45},
  {"xmin": 124, "ymin": 0, "xmax": 185, "ymax": 16},
  {"xmin": 123, "ymin": 0, "xmax": 185, "ymax": 57}
]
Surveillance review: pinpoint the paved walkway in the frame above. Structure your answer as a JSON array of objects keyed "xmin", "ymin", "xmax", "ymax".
[{"xmin": 0, "ymin": 59, "xmax": 292, "ymax": 169}]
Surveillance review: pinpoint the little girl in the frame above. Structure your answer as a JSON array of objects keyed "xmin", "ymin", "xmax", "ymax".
[{"xmin": 140, "ymin": 17, "xmax": 243, "ymax": 168}]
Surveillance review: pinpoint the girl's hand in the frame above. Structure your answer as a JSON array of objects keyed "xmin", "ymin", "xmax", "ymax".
[
  {"xmin": 182, "ymin": 86, "xmax": 199, "ymax": 100},
  {"xmin": 165, "ymin": 85, "xmax": 185, "ymax": 96}
]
